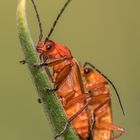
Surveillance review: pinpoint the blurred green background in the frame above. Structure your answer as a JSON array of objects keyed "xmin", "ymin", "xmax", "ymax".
[{"xmin": 0, "ymin": 0, "xmax": 140, "ymax": 139}]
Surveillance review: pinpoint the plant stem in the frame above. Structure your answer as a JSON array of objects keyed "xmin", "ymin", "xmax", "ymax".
[{"xmin": 16, "ymin": 0, "xmax": 79, "ymax": 139}]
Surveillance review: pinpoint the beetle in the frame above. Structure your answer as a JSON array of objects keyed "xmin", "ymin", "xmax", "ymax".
[
  {"xmin": 81, "ymin": 62, "xmax": 125, "ymax": 140},
  {"xmin": 30, "ymin": 0, "xmax": 90, "ymax": 139}
]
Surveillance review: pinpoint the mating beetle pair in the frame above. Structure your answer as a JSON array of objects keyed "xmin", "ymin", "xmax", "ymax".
[{"xmin": 21, "ymin": 0, "xmax": 125, "ymax": 139}]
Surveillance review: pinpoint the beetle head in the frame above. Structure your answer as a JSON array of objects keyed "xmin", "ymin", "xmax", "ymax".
[{"xmin": 36, "ymin": 40, "xmax": 72, "ymax": 59}]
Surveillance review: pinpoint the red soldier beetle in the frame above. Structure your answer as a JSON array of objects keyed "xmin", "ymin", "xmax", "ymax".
[
  {"xmin": 30, "ymin": 0, "xmax": 91, "ymax": 139},
  {"xmin": 81, "ymin": 62, "xmax": 125, "ymax": 140}
]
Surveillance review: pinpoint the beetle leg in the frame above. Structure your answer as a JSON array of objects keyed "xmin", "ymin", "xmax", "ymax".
[
  {"xmin": 46, "ymin": 56, "xmax": 68, "ymax": 66},
  {"xmin": 34, "ymin": 56, "xmax": 67, "ymax": 68},
  {"xmin": 55, "ymin": 100, "xmax": 90, "ymax": 139}
]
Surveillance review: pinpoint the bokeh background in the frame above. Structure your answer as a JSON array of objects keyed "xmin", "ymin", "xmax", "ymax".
[{"xmin": 0, "ymin": 0, "xmax": 140, "ymax": 139}]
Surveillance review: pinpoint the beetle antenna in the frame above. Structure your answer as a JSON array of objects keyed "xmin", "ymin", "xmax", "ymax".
[
  {"xmin": 31, "ymin": 0, "xmax": 43, "ymax": 43},
  {"xmin": 84, "ymin": 62, "xmax": 125, "ymax": 116},
  {"xmin": 45, "ymin": 0, "xmax": 72, "ymax": 41}
]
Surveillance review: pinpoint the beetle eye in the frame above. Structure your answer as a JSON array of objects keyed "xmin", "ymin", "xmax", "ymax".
[
  {"xmin": 84, "ymin": 68, "xmax": 90, "ymax": 74},
  {"xmin": 46, "ymin": 45, "xmax": 52, "ymax": 50}
]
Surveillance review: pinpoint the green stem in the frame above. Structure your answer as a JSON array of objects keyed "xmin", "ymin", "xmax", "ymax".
[{"xmin": 16, "ymin": 0, "xmax": 79, "ymax": 139}]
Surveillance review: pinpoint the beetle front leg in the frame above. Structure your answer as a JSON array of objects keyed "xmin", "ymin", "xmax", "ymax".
[{"xmin": 34, "ymin": 56, "xmax": 67, "ymax": 68}]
